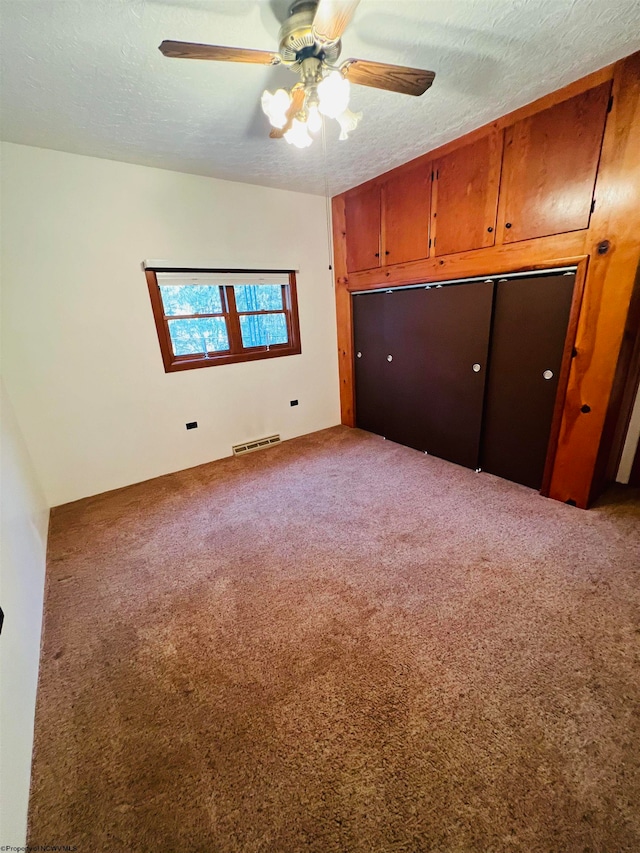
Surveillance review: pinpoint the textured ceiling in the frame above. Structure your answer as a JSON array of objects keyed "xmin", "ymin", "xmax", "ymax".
[{"xmin": 1, "ymin": 0, "xmax": 639, "ymax": 196}]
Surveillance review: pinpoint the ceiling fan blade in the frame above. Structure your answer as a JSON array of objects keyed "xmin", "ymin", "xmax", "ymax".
[
  {"xmin": 342, "ymin": 59, "xmax": 435, "ymax": 96},
  {"xmin": 270, "ymin": 88, "xmax": 306, "ymax": 139},
  {"xmin": 312, "ymin": 0, "xmax": 361, "ymax": 44},
  {"xmin": 159, "ymin": 40, "xmax": 281, "ymax": 65}
]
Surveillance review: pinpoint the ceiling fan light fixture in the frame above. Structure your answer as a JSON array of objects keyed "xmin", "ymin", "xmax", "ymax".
[
  {"xmin": 336, "ymin": 106, "xmax": 362, "ymax": 140},
  {"xmin": 307, "ymin": 104, "xmax": 322, "ymax": 133},
  {"xmin": 160, "ymin": 0, "xmax": 436, "ymax": 152},
  {"xmin": 261, "ymin": 88, "xmax": 292, "ymax": 129},
  {"xmin": 284, "ymin": 117, "xmax": 314, "ymax": 148},
  {"xmin": 317, "ymin": 70, "xmax": 350, "ymax": 118}
]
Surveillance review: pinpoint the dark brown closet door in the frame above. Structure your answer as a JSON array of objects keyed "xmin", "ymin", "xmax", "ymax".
[
  {"xmin": 354, "ymin": 282, "xmax": 494, "ymax": 468},
  {"xmin": 353, "ymin": 291, "xmax": 391, "ymax": 438},
  {"xmin": 480, "ymin": 273, "xmax": 575, "ymax": 489},
  {"xmin": 384, "ymin": 283, "xmax": 494, "ymax": 465}
]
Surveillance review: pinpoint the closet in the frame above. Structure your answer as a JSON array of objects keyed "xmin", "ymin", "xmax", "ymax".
[{"xmin": 352, "ymin": 270, "xmax": 576, "ymax": 490}]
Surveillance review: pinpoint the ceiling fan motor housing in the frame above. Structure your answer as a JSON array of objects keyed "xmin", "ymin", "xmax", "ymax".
[{"xmin": 279, "ymin": 0, "xmax": 341, "ymax": 66}]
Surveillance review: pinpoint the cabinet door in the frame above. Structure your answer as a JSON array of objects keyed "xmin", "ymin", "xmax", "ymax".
[
  {"xmin": 432, "ymin": 132, "xmax": 503, "ymax": 256},
  {"xmin": 382, "ymin": 160, "xmax": 432, "ymax": 265},
  {"xmin": 345, "ymin": 183, "xmax": 381, "ymax": 273},
  {"xmin": 480, "ymin": 273, "xmax": 576, "ymax": 489},
  {"xmin": 497, "ymin": 83, "xmax": 611, "ymax": 244}
]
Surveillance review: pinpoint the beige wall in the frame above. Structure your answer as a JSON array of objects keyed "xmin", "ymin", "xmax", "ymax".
[
  {"xmin": 1, "ymin": 143, "xmax": 340, "ymax": 506},
  {"xmin": 0, "ymin": 381, "xmax": 49, "ymax": 845},
  {"xmin": 617, "ymin": 385, "xmax": 640, "ymax": 483}
]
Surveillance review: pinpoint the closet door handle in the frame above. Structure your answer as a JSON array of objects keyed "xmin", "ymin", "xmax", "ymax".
[{"xmin": 472, "ymin": 363, "xmax": 481, "ymax": 373}]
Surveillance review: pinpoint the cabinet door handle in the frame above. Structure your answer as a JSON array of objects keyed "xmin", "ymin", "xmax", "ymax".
[
  {"xmin": 385, "ymin": 250, "xmax": 390, "ymax": 255},
  {"xmin": 374, "ymin": 252, "xmax": 380, "ymax": 258},
  {"xmin": 472, "ymin": 363, "xmax": 481, "ymax": 373},
  {"xmin": 487, "ymin": 226, "xmax": 493, "ymax": 233},
  {"xmin": 505, "ymin": 222, "xmax": 512, "ymax": 229},
  {"xmin": 356, "ymin": 351, "xmax": 362, "ymax": 358},
  {"xmin": 387, "ymin": 355, "xmax": 393, "ymax": 362}
]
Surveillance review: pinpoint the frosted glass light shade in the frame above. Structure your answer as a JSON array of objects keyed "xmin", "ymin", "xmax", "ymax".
[
  {"xmin": 307, "ymin": 104, "xmax": 322, "ymax": 134},
  {"xmin": 317, "ymin": 71, "xmax": 350, "ymax": 119},
  {"xmin": 336, "ymin": 107, "xmax": 362, "ymax": 140},
  {"xmin": 284, "ymin": 118, "xmax": 313, "ymax": 148},
  {"xmin": 261, "ymin": 88, "xmax": 292, "ymax": 129}
]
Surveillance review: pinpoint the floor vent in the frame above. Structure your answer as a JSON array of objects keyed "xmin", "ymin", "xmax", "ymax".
[{"xmin": 232, "ymin": 434, "xmax": 281, "ymax": 456}]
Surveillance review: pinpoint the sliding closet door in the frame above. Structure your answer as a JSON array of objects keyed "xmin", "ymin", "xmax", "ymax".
[
  {"xmin": 353, "ymin": 291, "xmax": 392, "ymax": 439},
  {"xmin": 353, "ymin": 282, "xmax": 494, "ymax": 468},
  {"xmin": 481, "ymin": 273, "xmax": 575, "ymax": 489},
  {"xmin": 385, "ymin": 284, "xmax": 494, "ymax": 466}
]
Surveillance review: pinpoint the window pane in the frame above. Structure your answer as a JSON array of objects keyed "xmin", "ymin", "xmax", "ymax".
[
  {"xmin": 240, "ymin": 313, "xmax": 288, "ymax": 348},
  {"xmin": 160, "ymin": 285, "xmax": 223, "ymax": 316},
  {"xmin": 234, "ymin": 284, "xmax": 284, "ymax": 312},
  {"xmin": 168, "ymin": 317, "xmax": 229, "ymax": 356}
]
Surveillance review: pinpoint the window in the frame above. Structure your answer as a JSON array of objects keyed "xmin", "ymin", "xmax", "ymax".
[{"xmin": 145, "ymin": 268, "xmax": 301, "ymax": 372}]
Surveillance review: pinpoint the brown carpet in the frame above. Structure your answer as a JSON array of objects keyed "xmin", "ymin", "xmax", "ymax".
[{"xmin": 29, "ymin": 426, "xmax": 640, "ymax": 852}]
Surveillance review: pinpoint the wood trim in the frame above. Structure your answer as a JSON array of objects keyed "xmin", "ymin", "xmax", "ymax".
[
  {"xmin": 146, "ymin": 269, "xmax": 175, "ymax": 372},
  {"xmin": 380, "ymin": 179, "xmax": 389, "ymax": 261},
  {"xmin": 343, "ymin": 231, "xmax": 587, "ymax": 291},
  {"xmin": 332, "ymin": 195, "xmax": 355, "ymax": 426},
  {"xmin": 540, "ymin": 260, "xmax": 589, "ymax": 496},
  {"xmin": 286, "ymin": 272, "xmax": 302, "ymax": 359},
  {"xmin": 163, "ymin": 345, "xmax": 300, "ymax": 372},
  {"xmin": 549, "ymin": 52, "xmax": 640, "ymax": 507},
  {"xmin": 224, "ymin": 282, "xmax": 243, "ymax": 354}
]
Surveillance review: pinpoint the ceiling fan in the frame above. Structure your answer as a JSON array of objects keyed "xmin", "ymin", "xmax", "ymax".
[{"xmin": 159, "ymin": 0, "xmax": 436, "ymax": 148}]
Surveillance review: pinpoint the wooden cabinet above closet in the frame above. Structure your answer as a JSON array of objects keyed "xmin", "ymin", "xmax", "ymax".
[
  {"xmin": 497, "ymin": 82, "xmax": 612, "ymax": 244},
  {"xmin": 345, "ymin": 160, "xmax": 432, "ymax": 273},
  {"xmin": 431, "ymin": 131, "xmax": 503, "ymax": 256},
  {"xmin": 382, "ymin": 160, "xmax": 432, "ymax": 266},
  {"xmin": 345, "ymin": 182, "xmax": 381, "ymax": 273},
  {"xmin": 340, "ymin": 79, "xmax": 614, "ymax": 275}
]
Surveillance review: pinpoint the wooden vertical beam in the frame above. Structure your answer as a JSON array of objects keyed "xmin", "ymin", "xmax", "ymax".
[
  {"xmin": 549, "ymin": 52, "xmax": 640, "ymax": 507},
  {"xmin": 332, "ymin": 194, "xmax": 355, "ymax": 426}
]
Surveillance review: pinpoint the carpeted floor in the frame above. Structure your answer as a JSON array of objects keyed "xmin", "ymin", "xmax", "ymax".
[{"xmin": 29, "ymin": 426, "xmax": 640, "ymax": 852}]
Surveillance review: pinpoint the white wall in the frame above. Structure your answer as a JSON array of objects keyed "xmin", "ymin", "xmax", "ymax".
[
  {"xmin": 0, "ymin": 381, "xmax": 49, "ymax": 846},
  {"xmin": 617, "ymin": 384, "xmax": 640, "ymax": 483},
  {"xmin": 1, "ymin": 143, "xmax": 340, "ymax": 506}
]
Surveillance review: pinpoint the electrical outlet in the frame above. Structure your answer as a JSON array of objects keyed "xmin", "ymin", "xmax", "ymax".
[
  {"xmin": 186, "ymin": 421, "xmax": 198, "ymax": 430},
  {"xmin": 290, "ymin": 400, "xmax": 299, "ymax": 407}
]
